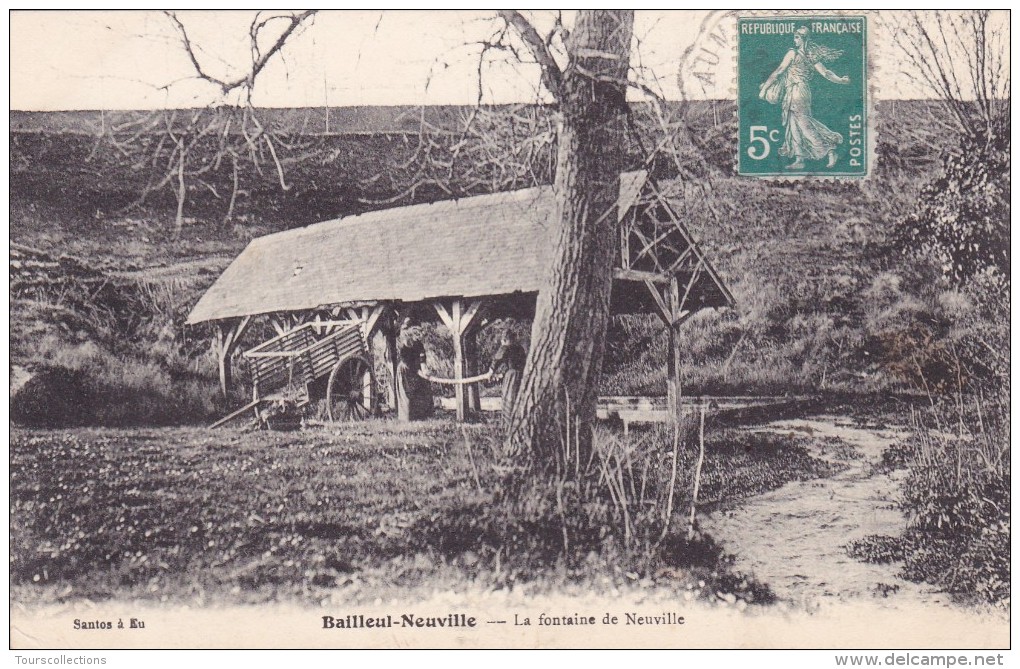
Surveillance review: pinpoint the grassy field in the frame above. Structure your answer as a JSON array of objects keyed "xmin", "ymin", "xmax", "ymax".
[{"xmin": 10, "ymin": 418, "xmax": 842, "ymax": 608}]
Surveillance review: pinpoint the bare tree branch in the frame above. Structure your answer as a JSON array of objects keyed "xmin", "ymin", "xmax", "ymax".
[
  {"xmin": 497, "ymin": 10, "xmax": 563, "ymax": 101},
  {"xmin": 165, "ymin": 10, "xmax": 317, "ymax": 95},
  {"xmin": 889, "ymin": 10, "xmax": 1008, "ymax": 141}
]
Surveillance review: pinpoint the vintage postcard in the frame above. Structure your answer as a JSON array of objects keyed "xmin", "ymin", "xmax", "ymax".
[{"xmin": 8, "ymin": 9, "xmax": 1010, "ymax": 656}]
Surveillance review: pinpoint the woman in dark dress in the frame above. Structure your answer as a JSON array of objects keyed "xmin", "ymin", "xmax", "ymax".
[
  {"xmin": 489, "ymin": 331, "xmax": 527, "ymax": 417},
  {"xmin": 396, "ymin": 341, "xmax": 434, "ymax": 421}
]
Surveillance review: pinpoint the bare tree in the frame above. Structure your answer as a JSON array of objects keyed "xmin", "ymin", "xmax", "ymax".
[
  {"xmin": 101, "ymin": 11, "xmax": 319, "ymax": 233},
  {"xmin": 888, "ymin": 10, "xmax": 1009, "ymax": 142},
  {"xmin": 164, "ymin": 11, "xmax": 317, "ymax": 97},
  {"xmin": 99, "ymin": 105, "xmax": 312, "ymax": 232},
  {"xmin": 358, "ymin": 104, "xmax": 558, "ymax": 206},
  {"xmin": 890, "ymin": 10, "xmax": 1009, "ymax": 289},
  {"xmin": 353, "ymin": 11, "xmax": 641, "ymax": 472},
  {"xmin": 496, "ymin": 10, "xmax": 635, "ymax": 471}
]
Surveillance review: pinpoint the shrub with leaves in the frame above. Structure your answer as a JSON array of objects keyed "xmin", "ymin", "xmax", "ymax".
[
  {"xmin": 898, "ymin": 439, "xmax": 1009, "ymax": 606},
  {"xmin": 850, "ymin": 413, "xmax": 1010, "ymax": 607},
  {"xmin": 845, "ymin": 534, "xmax": 905, "ymax": 564},
  {"xmin": 897, "ymin": 122, "xmax": 1009, "ymax": 290}
]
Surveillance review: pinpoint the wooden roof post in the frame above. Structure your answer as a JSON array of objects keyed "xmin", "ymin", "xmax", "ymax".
[
  {"xmin": 459, "ymin": 299, "xmax": 484, "ymax": 421},
  {"xmin": 353, "ymin": 305, "xmax": 386, "ymax": 409},
  {"xmin": 451, "ymin": 300, "xmax": 468, "ymax": 422},
  {"xmin": 644, "ymin": 276, "xmax": 683, "ymax": 424},
  {"xmin": 214, "ymin": 316, "xmax": 251, "ymax": 398},
  {"xmin": 215, "ymin": 324, "xmax": 231, "ymax": 399},
  {"xmin": 464, "ymin": 328, "xmax": 481, "ymax": 414},
  {"xmin": 664, "ymin": 276, "xmax": 696, "ymax": 425},
  {"xmin": 667, "ymin": 276, "xmax": 681, "ymax": 424},
  {"xmin": 434, "ymin": 298, "xmax": 484, "ymax": 422},
  {"xmin": 383, "ymin": 308, "xmax": 399, "ymax": 414}
]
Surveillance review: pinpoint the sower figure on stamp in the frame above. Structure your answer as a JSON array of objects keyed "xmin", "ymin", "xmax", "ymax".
[
  {"xmin": 759, "ymin": 25, "xmax": 850, "ymax": 170},
  {"xmin": 488, "ymin": 330, "xmax": 527, "ymax": 421}
]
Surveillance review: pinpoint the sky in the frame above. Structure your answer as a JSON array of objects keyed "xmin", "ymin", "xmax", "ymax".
[{"xmin": 9, "ymin": 10, "xmax": 1010, "ymax": 110}]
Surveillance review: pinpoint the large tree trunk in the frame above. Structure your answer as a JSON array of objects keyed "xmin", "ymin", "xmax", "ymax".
[{"xmin": 504, "ymin": 10, "xmax": 634, "ymax": 470}]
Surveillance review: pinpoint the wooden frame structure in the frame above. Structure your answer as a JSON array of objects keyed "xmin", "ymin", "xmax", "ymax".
[
  {"xmin": 213, "ymin": 316, "xmax": 252, "ymax": 397},
  {"xmin": 616, "ymin": 177, "xmax": 726, "ymax": 416},
  {"xmin": 432, "ymin": 298, "xmax": 485, "ymax": 421},
  {"xmin": 188, "ymin": 171, "xmax": 733, "ymax": 422}
]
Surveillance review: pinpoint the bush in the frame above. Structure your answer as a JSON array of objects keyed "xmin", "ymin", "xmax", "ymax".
[
  {"xmin": 11, "ymin": 341, "xmax": 220, "ymax": 428},
  {"xmin": 10, "ymin": 366, "xmax": 93, "ymax": 427},
  {"xmin": 10, "ymin": 244, "xmax": 222, "ymax": 427},
  {"xmin": 845, "ymin": 534, "xmax": 905, "ymax": 564},
  {"xmin": 898, "ymin": 451, "xmax": 1009, "ymax": 605},
  {"xmin": 863, "ymin": 401, "xmax": 1010, "ymax": 607},
  {"xmin": 896, "ymin": 122, "xmax": 1009, "ymax": 289}
]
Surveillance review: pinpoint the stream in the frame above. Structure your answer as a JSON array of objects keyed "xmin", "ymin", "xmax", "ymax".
[{"xmin": 700, "ymin": 416, "xmax": 958, "ymax": 614}]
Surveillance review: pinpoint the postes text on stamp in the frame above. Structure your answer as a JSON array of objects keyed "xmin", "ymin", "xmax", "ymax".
[{"xmin": 737, "ymin": 15, "xmax": 869, "ymax": 178}]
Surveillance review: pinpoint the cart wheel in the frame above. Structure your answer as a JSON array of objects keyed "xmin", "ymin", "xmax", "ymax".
[{"xmin": 326, "ymin": 356, "xmax": 375, "ymax": 422}]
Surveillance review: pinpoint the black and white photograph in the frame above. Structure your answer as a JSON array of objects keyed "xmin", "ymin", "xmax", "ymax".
[{"xmin": 8, "ymin": 9, "xmax": 1010, "ymax": 655}]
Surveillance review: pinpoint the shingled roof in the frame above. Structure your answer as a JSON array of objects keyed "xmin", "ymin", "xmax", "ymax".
[{"xmin": 187, "ymin": 172, "xmax": 729, "ymax": 324}]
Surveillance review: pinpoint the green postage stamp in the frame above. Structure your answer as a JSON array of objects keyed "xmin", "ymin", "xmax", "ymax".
[{"xmin": 737, "ymin": 15, "xmax": 870, "ymax": 178}]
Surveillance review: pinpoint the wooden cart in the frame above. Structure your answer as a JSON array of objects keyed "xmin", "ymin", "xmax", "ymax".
[{"xmin": 211, "ymin": 320, "xmax": 375, "ymax": 428}]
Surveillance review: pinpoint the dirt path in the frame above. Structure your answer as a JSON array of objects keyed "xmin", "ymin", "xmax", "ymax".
[{"xmin": 700, "ymin": 416, "xmax": 959, "ymax": 614}]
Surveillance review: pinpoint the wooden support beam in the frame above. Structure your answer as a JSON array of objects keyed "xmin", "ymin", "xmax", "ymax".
[
  {"xmin": 214, "ymin": 316, "xmax": 251, "ymax": 398},
  {"xmin": 360, "ymin": 304, "xmax": 386, "ymax": 340},
  {"xmin": 464, "ymin": 299, "xmax": 486, "ymax": 420},
  {"xmin": 619, "ymin": 210, "xmax": 631, "ymax": 270},
  {"xmin": 666, "ymin": 244, "xmax": 697, "ymax": 274},
  {"xmin": 614, "ymin": 267, "xmax": 670, "ymax": 284},
  {"xmin": 384, "ymin": 311, "xmax": 399, "ymax": 412},
  {"xmin": 311, "ymin": 308, "xmax": 343, "ymax": 336},
  {"xmin": 315, "ymin": 312, "xmax": 351, "ymax": 336},
  {"xmin": 269, "ymin": 312, "xmax": 307, "ymax": 336},
  {"xmin": 643, "ymin": 278, "xmax": 672, "ymax": 327},
  {"xmin": 627, "ymin": 227, "xmax": 654, "ymax": 266},
  {"xmin": 215, "ymin": 324, "xmax": 231, "ymax": 398},
  {"xmin": 464, "ymin": 329, "xmax": 481, "ymax": 413},
  {"xmin": 344, "ymin": 305, "xmax": 380, "ymax": 341},
  {"xmin": 432, "ymin": 298, "xmax": 486, "ymax": 422},
  {"xmin": 672, "ymin": 310, "xmax": 693, "ymax": 329},
  {"xmin": 666, "ymin": 276, "xmax": 682, "ymax": 423},
  {"xmin": 677, "ymin": 259, "xmax": 705, "ymax": 315},
  {"xmin": 233, "ymin": 315, "xmax": 252, "ymax": 347},
  {"xmin": 635, "ymin": 227, "xmax": 675, "ymax": 265},
  {"xmin": 451, "ymin": 300, "xmax": 467, "ymax": 421},
  {"xmin": 432, "ymin": 302, "xmax": 454, "ymax": 331},
  {"xmin": 460, "ymin": 299, "xmax": 483, "ymax": 333}
]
